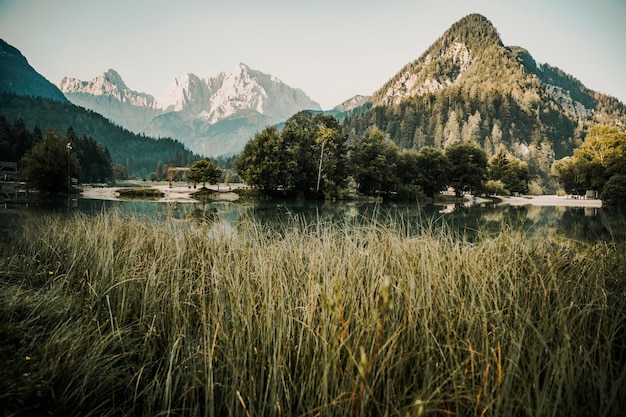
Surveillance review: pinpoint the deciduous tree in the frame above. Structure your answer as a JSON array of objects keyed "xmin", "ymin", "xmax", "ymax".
[
  {"xmin": 414, "ymin": 147, "xmax": 452, "ymax": 197},
  {"xmin": 234, "ymin": 112, "xmax": 347, "ymax": 197},
  {"xmin": 20, "ymin": 131, "xmax": 81, "ymax": 192},
  {"xmin": 445, "ymin": 141, "xmax": 487, "ymax": 196},
  {"xmin": 188, "ymin": 159, "xmax": 221, "ymax": 188},
  {"xmin": 235, "ymin": 126, "xmax": 285, "ymax": 191},
  {"xmin": 350, "ymin": 127, "xmax": 398, "ymax": 196},
  {"xmin": 551, "ymin": 125, "xmax": 626, "ymax": 200}
]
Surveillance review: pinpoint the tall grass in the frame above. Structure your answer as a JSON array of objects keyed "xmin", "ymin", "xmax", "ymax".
[{"xmin": 1, "ymin": 211, "xmax": 625, "ymax": 416}]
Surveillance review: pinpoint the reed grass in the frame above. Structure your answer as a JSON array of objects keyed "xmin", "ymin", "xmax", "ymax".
[{"xmin": 0, "ymin": 211, "xmax": 625, "ymax": 416}]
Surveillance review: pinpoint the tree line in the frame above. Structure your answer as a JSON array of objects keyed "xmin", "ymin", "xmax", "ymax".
[
  {"xmin": 0, "ymin": 117, "xmax": 114, "ymax": 192},
  {"xmin": 234, "ymin": 111, "xmax": 530, "ymax": 200},
  {"xmin": 0, "ymin": 93, "xmax": 198, "ymax": 178},
  {"xmin": 551, "ymin": 125, "xmax": 626, "ymax": 206}
]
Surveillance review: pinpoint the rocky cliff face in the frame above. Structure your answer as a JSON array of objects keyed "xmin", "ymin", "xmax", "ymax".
[
  {"xmin": 59, "ymin": 64, "xmax": 321, "ymax": 156},
  {"xmin": 374, "ymin": 41, "xmax": 474, "ymax": 107},
  {"xmin": 333, "ymin": 95, "xmax": 370, "ymax": 112},
  {"xmin": 59, "ymin": 69, "xmax": 161, "ymax": 133}
]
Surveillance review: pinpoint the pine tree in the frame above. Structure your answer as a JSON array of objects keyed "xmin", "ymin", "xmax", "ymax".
[{"xmin": 443, "ymin": 110, "xmax": 461, "ymax": 148}]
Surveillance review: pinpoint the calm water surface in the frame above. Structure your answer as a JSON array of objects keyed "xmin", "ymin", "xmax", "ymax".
[{"xmin": 2, "ymin": 196, "xmax": 624, "ymax": 243}]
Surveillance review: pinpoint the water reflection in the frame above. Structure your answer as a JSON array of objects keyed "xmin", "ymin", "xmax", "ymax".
[{"xmin": 2, "ymin": 196, "xmax": 624, "ymax": 243}]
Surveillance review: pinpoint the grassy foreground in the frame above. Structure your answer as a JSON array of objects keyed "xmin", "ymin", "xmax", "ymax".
[{"xmin": 0, "ymin": 212, "xmax": 625, "ymax": 417}]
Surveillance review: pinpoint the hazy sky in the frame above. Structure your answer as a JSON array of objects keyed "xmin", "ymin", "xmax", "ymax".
[{"xmin": 1, "ymin": 0, "xmax": 624, "ymax": 109}]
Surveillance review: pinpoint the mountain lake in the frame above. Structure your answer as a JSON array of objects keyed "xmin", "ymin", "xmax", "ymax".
[{"xmin": 2, "ymin": 193, "xmax": 624, "ymax": 244}]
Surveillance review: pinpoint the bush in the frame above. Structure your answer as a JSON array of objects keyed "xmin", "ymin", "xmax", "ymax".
[
  {"xmin": 484, "ymin": 179, "xmax": 508, "ymax": 196},
  {"xmin": 117, "ymin": 187, "xmax": 164, "ymax": 198},
  {"xmin": 527, "ymin": 179, "xmax": 544, "ymax": 195},
  {"xmin": 601, "ymin": 174, "xmax": 626, "ymax": 207}
]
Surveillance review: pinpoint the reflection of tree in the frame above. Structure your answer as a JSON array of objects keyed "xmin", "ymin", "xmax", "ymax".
[
  {"xmin": 599, "ymin": 209, "xmax": 626, "ymax": 242},
  {"xmin": 188, "ymin": 202, "xmax": 217, "ymax": 223},
  {"xmin": 172, "ymin": 199, "xmax": 625, "ymax": 244},
  {"xmin": 556, "ymin": 208, "xmax": 622, "ymax": 243}
]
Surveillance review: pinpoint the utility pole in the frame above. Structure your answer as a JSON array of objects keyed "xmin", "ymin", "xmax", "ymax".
[{"xmin": 66, "ymin": 142, "xmax": 72, "ymax": 190}]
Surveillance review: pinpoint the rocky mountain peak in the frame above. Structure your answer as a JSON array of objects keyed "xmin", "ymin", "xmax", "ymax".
[
  {"xmin": 371, "ymin": 14, "xmax": 506, "ymax": 107},
  {"xmin": 102, "ymin": 69, "xmax": 127, "ymax": 90},
  {"xmin": 333, "ymin": 95, "xmax": 370, "ymax": 112},
  {"xmin": 59, "ymin": 69, "xmax": 157, "ymax": 109},
  {"xmin": 441, "ymin": 14, "xmax": 502, "ymax": 51},
  {"xmin": 157, "ymin": 72, "xmax": 212, "ymax": 113},
  {"xmin": 156, "ymin": 63, "xmax": 320, "ymax": 123}
]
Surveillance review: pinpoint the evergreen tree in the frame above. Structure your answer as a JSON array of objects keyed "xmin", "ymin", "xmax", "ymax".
[
  {"xmin": 487, "ymin": 146, "xmax": 529, "ymax": 194},
  {"xmin": 412, "ymin": 126, "xmax": 427, "ymax": 149},
  {"xmin": 490, "ymin": 121, "xmax": 503, "ymax": 154},
  {"xmin": 73, "ymin": 134, "xmax": 113, "ymax": 183},
  {"xmin": 462, "ymin": 110, "xmax": 482, "ymax": 144},
  {"xmin": 524, "ymin": 140, "xmax": 556, "ymax": 193},
  {"xmin": 443, "ymin": 110, "xmax": 461, "ymax": 147}
]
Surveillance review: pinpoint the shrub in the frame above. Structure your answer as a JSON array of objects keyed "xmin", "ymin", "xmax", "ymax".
[
  {"xmin": 117, "ymin": 187, "xmax": 164, "ymax": 198},
  {"xmin": 602, "ymin": 174, "xmax": 626, "ymax": 207},
  {"xmin": 484, "ymin": 179, "xmax": 508, "ymax": 196}
]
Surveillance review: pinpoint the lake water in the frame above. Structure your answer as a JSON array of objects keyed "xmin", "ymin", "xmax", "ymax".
[{"xmin": 2, "ymin": 196, "xmax": 624, "ymax": 243}]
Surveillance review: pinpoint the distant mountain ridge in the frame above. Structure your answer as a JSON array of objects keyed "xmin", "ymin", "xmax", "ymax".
[
  {"xmin": 0, "ymin": 39, "xmax": 69, "ymax": 103},
  {"xmin": 0, "ymin": 39, "xmax": 197, "ymax": 177},
  {"xmin": 58, "ymin": 69, "xmax": 162, "ymax": 135},
  {"xmin": 59, "ymin": 64, "xmax": 322, "ymax": 156},
  {"xmin": 60, "ymin": 69, "xmax": 157, "ymax": 108},
  {"xmin": 333, "ymin": 95, "xmax": 370, "ymax": 113}
]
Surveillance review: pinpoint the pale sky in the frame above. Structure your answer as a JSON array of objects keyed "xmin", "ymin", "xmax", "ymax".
[{"xmin": 1, "ymin": 0, "xmax": 624, "ymax": 110}]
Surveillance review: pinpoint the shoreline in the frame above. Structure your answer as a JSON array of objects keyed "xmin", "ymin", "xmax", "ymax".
[
  {"xmin": 494, "ymin": 194, "xmax": 602, "ymax": 208},
  {"xmin": 81, "ymin": 182, "xmax": 240, "ymax": 203},
  {"xmin": 81, "ymin": 183, "xmax": 603, "ymax": 208}
]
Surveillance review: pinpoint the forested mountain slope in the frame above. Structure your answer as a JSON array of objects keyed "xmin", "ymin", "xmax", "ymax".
[
  {"xmin": 0, "ymin": 94, "xmax": 197, "ymax": 177},
  {"xmin": 344, "ymin": 14, "xmax": 626, "ymax": 165}
]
